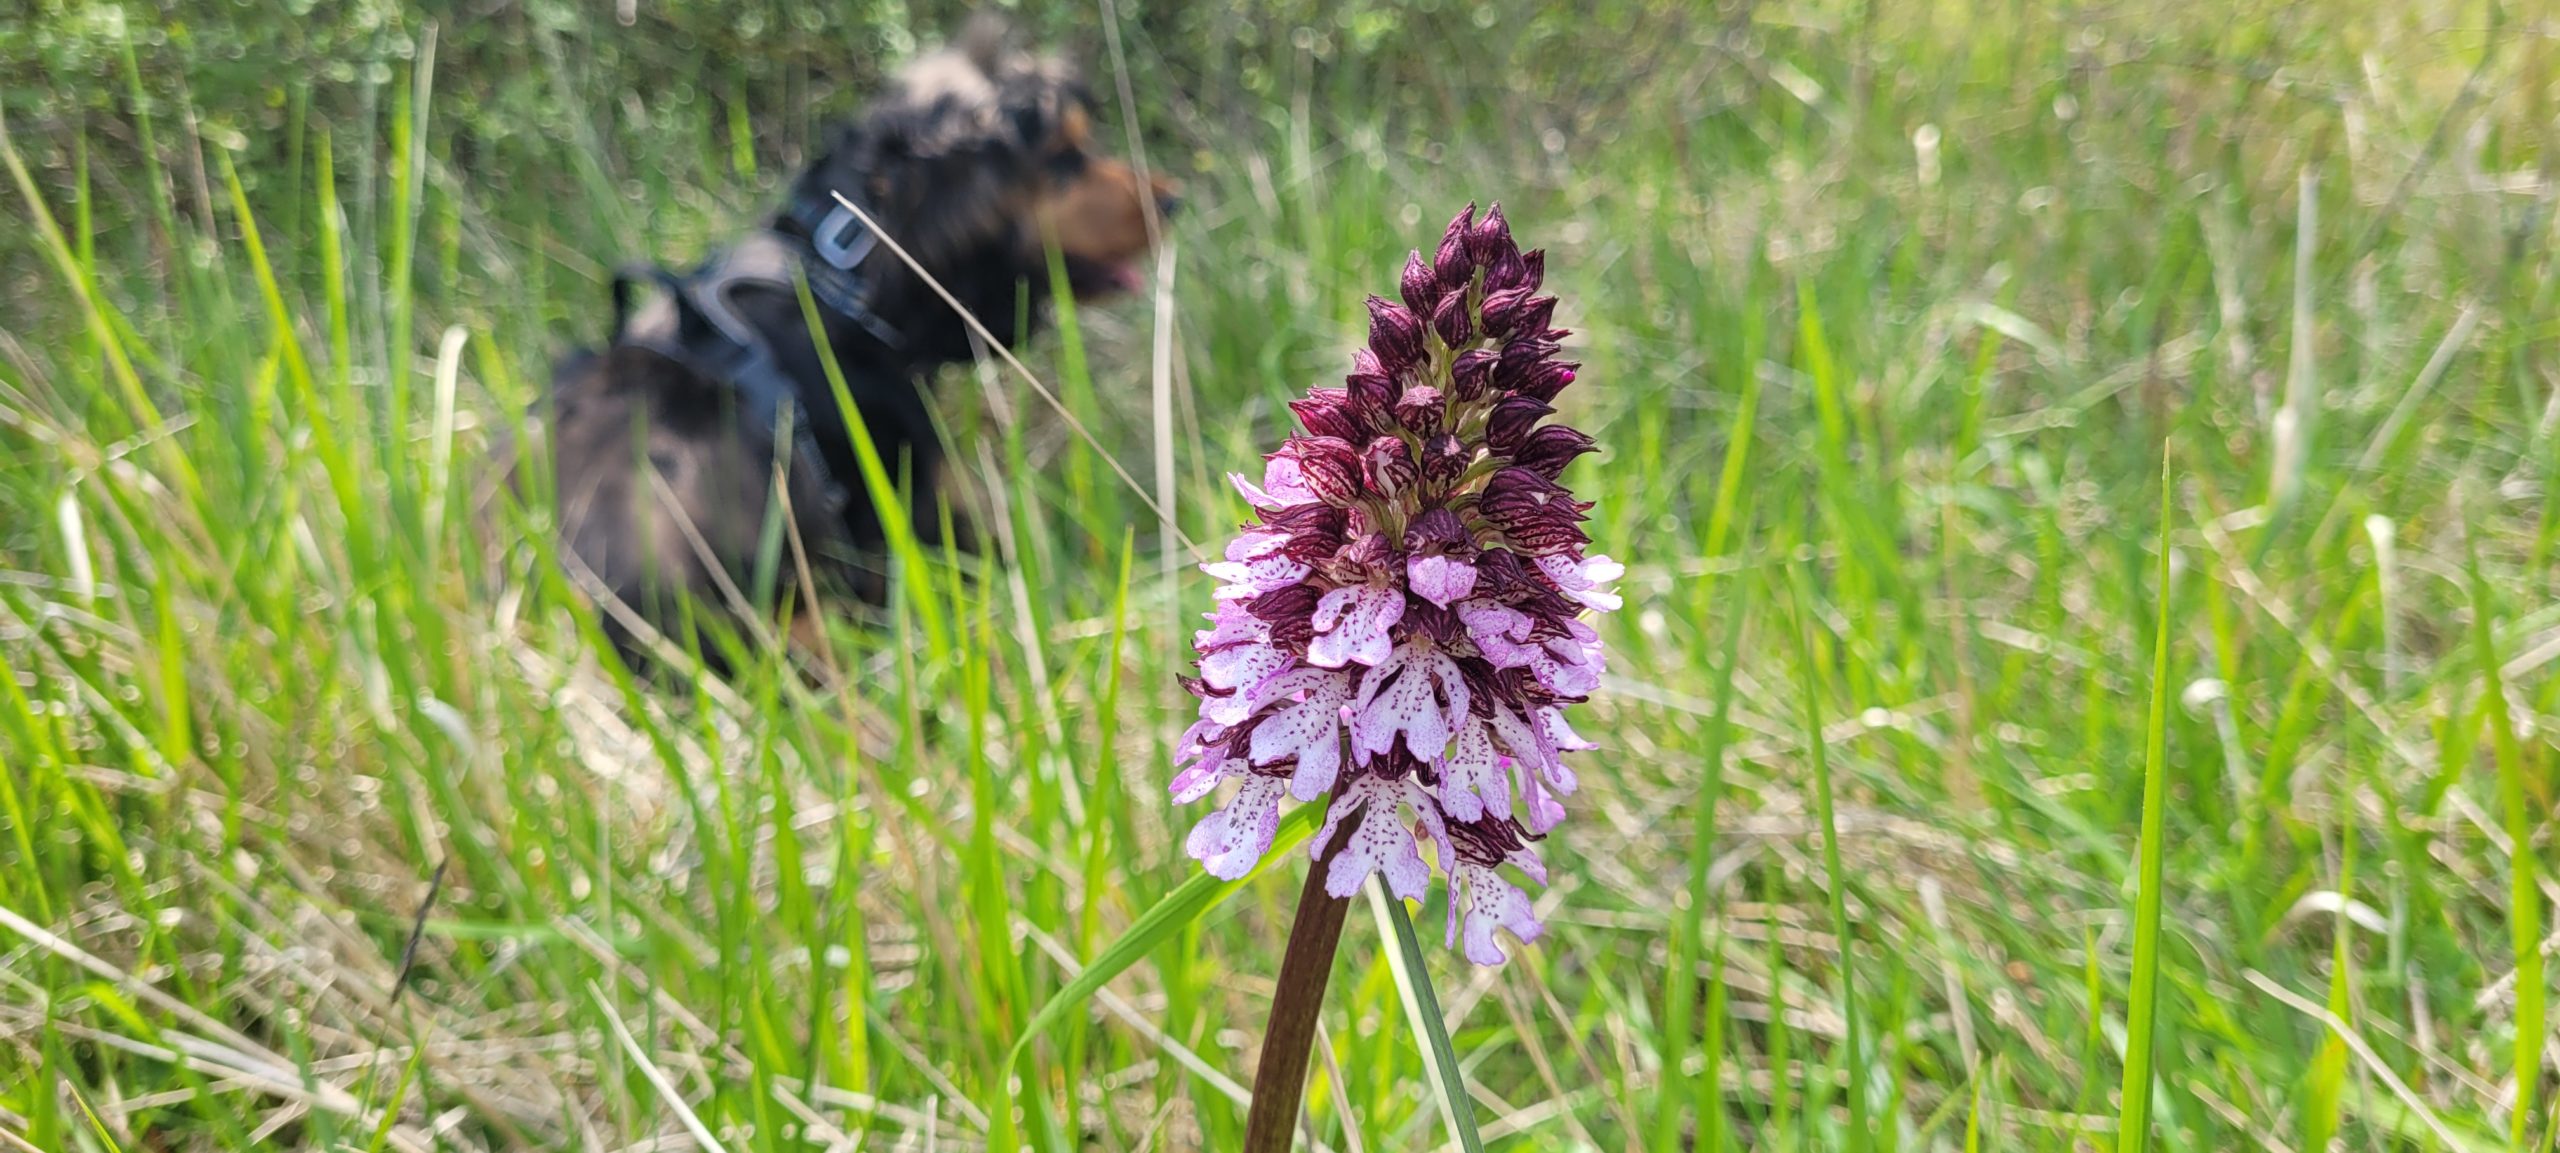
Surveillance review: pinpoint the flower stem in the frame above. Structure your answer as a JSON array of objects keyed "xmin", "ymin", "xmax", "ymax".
[{"xmin": 1242, "ymin": 853, "xmax": 1351, "ymax": 1153}]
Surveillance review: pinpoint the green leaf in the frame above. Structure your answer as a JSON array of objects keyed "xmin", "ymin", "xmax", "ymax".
[
  {"xmin": 1372, "ymin": 879, "xmax": 1485, "ymax": 1153},
  {"xmin": 2118, "ymin": 449, "xmax": 2176, "ymax": 1153}
]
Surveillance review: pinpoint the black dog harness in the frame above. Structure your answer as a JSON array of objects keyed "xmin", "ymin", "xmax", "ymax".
[{"xmin": 609, "ymin": 195, "xmax": 903, "ymax": 518}]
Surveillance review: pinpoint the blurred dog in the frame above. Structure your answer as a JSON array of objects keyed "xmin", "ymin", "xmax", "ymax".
[{"xmin": 532, "ymin": 17, "xmax": 1174, "ymax": 665}]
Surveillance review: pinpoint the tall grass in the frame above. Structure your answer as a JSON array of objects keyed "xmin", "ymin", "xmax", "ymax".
[{"xmin": 2, "ymin": 0, "xmax": 2555, "ymax": 1149}]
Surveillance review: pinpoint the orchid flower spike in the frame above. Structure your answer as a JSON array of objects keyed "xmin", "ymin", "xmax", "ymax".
[{"xmin": 1176, "ymin": 202, "xmax": 1616, "ymax": 966}]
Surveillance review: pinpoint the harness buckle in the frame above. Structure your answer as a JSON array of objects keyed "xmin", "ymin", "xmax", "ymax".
[{"xmin": 810, "ymin": 202, "xmax": 879, "ymax": 271}]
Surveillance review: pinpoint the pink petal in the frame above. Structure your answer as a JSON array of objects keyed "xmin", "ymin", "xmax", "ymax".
[
  {"xmin": 1456, "ymin": 597, "xmax": 1538, "ymax": 669},
  {"xmin": 1528, "ymin": 631, "xmax": 1603, "ymax": 696},
  {"xmin": 1203, "ymin": 554, "xmax": 1311, "ymax": 600},
  {"xmin": 1230, "ymin": 456, "xmax": 1319, "ymax": 510},
  {"xmin": 1193, "ymin": 601, "xmax": 1268, "ymax": 650},
  {"xmin": 1309, "ymin": 775, "xmax": 1433, "ymax": 900},
  {"xmin": 1246, "ymin": 668, "xmax": 1355, "ymax": 800},
  {"xmin": 1307, "ymin": 585, "xmax": 1404, "ymax": 669},
  {"xmin": 1437, "ymin": 717, "xmax": 1512, "ymax": 822},
  {"xmin": 1351, "ymin": 641, "xmax": 1471, "ymax": 762},
  {"xmin": 1406, "ymin": 554, "xmax": 1480, "ymax": 609},
  {"xmin": 1536, "ymin": 552, "xmax": 1624, "ymax": 612},
  {"xmin": 1447, "ymin": 861, "xmax": 1546, "ymax": 965},
  {"xmin": 1201, "ymin": 643, "xmax": 1290, "ymax": 695},
  {"xmin": 1184, "ymin": 775, "xmax": 1287, "ymax": 879},
  {"xmin": 1169, "ymin": 750, "xmax": 1239, "ymax": 804},
  {"xmin": 1228, "ymin": 527, "xmax": 1293, "ymax": 561}
]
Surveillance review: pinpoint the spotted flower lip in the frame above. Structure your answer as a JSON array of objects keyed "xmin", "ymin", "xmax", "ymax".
[{"xmin": 1175, "ymin": 202, "xmax": 1616, "ymax": 967}]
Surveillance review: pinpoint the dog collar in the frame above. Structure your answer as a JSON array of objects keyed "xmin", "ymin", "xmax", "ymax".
[{"xmin": 783, "ymin": 193, "xmax": 906, "ymax": 353}]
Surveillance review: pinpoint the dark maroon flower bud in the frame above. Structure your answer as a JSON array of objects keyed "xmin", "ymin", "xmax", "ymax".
[
  {"xmin": 1362, "ymin": 435, "xmax": 1418, "ymax": 499},
  {"xmin": 1435, "ymin": 204, "xmax": 1478, "ymax": 292},
  {"xmin": 1405, "ymin": 599, "xmax": 1462, "ymax": 646},
  {"xmin": 1485, "ymin": 395, "xmax": 1554, "ymax": 453},
  {"xmin": 1478, "ymin": 287, "xmax": 1531, "ymax": 338},
  {"xmin": 1374, "ymin": 744, "xmax": 1433, "ymax": 783},
  {"xmin": 1473, "ymin": 547, "xmax": 1530, "ymax": 595},
  {"xmin": 1488, "ymin": 505, "xmax": 1591, "ymax": 558},
  {"xmin": 1367, "ymin": 296, "xmax": 1426, "ymax": 373},
  {"xmin": 1519, "ymin": 249, "xmax": 1546, "ymax": 293},
  {"xmin": 1430, "ymin": 292, "xmax": 1474, "ymax": 349},
  {"xmin": 1466, "ymin": 204, "xmax": 1515, "ymax": 269},
  {"xmin": 1515, "ymin": 423, "xmax": 1598, "ymax": 479},
  {"xmin": 1511, "ymin": 295, "xmax": 1558, "ymax": 339},
  {"xmin": 1292, "ymin": 387, "xmax": 1365, "ymax": 442},
  {"xmin": 1283, "ymin": 436, "xmax": 1364, "ymax": 505},
  {"xmin": 1399, "ymin": 250, "xmax": 1441, "ymax": 316},
  {"xmin": 1483, "ymin": 243, "xmax": 1530, "ymax": 295},
  {"xmin": 1265, "ymin": 502, "xmax": 1349, "ymax": 561},
  {"xmin": 1449, "ymin": 349, "xmax": 1498, "ymax": 402},
  {"xmin": 1247, "ymin": 584, "xmax": 1321, "ymax": 648},
  {"xmin": 1478, "ymin": 467, "xmax": 1591, "ymax": 557},
  {"xmin": 1421, "ymin": 432, "xmax": 1473, "ymax": 486},
  {"xmin": 1513, "ymin": 361, "xmax": 1578, "ymax": 403},
  {"xmin": 1394, "ymin": 385, "xmax": 1446, "ymax": 437},
  {"xmin": 1328, "ymin": 531, "xmax": 1397, "ymax": 583},
  {"xmin": 1495, "ymin": 337, "xmax": 1562, "ymax": 389},
  {"xmin": 1404, "ymin": 506, "xmax": 1474, "ymax": 554},
  {"xmin": 1455, "ymin": 658, "xmax": 1502, "ymax": 718},
  {"xmin": 1440, "ymin": 813, "xmax": 1518, "ymax": 865},
  {"xmin": 1347, "ymin": 347, "xmax": 1399, "ymax": 421}
]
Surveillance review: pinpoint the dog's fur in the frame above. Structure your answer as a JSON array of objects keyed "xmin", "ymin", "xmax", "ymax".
[{"xmin": 532, "ymin": 19, "xmax": 1170, "ymax": 662}]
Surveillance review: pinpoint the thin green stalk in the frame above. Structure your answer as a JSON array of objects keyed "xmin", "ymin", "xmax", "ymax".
[
  {"xmin": 1660, "ymin": 564, "xmax": 1753, "ymax": 1153},
  {"xmin": 2118, "ymin": 449, "xmax": 2176, "ymax": 1153},
  {"xmin": 1374, "ymin": 880, "xmax": 1485, "ymax": 1153},
  {"xmin": 2468, "ymin": 526, "xmax": 2544, "ymax": 1153},
  {"xmin": 1790, "ymin": 561, "xmax": 1869, "ymax": 1152}
]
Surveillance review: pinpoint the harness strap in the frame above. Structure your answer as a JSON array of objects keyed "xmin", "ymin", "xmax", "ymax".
[
  {"xmin": 612, "ymin": 258, "xmax": 851, "ymax": 518},
  {"xmin": 605, "ymin": 190, "xmax": 905, "ymax": 521}
]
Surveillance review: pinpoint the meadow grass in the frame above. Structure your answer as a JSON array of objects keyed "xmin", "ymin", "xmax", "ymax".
[{"xmin": 1, "ymin": 0, "xmax": 2555, "ymax": 1149}]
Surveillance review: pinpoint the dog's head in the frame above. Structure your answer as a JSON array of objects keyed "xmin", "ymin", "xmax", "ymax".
[{"xmin": 786, "ymin": 16, "xmax": 1177, "ymax": 349}]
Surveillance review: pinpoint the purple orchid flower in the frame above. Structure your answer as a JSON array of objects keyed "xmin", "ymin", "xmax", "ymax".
[{"xmin": 1176, "ymin": 203, "xmax": 1615, "ymax": 966}]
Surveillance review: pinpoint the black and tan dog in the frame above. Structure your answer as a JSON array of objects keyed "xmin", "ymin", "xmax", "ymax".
[{"xmin": 534, "ymin": 18, "xmax": 1172, "ymax": 664}]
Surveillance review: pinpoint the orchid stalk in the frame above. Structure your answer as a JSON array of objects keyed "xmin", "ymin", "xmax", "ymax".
[{"xmin": 1174, "ymin": 203, "xmax": 1617, "ymax": 1147}]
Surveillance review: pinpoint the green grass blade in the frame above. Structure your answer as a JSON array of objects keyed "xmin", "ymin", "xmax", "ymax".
[
  {"xmin": 2468, "ymin": 525, "xmax": 2545, "ymax": 1152},
  {"xmin": 1371, "ymin": 880, "xmax": 1484, "ymax": 1153},
  {"xmin": 2118, "ymin": 449, "xmax": 2176, "ymax": 1153},
  {"xmin": 1790, "ymin": 560, "xmax": 1869, "ymax": 1153}
]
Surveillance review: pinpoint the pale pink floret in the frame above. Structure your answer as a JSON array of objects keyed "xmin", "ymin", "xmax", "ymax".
[
  {"xmin": 1185, "ymin": 775, "xmax": 1288, "ymax": 880},
  {"xmin": 1193, "ymin": 600, "xmax": 1268, "ymax": 651},
  {"xmin": 1245, "ymin": 667, "xmax": 1357, "ymax": 800},
  {"xmin": 1311, "ymin": 774, "xmax": 1439, "ymax": 899},
  {"xmin": 1229, "ymin": 455, "xmax": 1319, "ymax": 510},
  {"xmin": 1527, "ymin": 620, "xmax": 1605, "ymax": 697},
  {"xmin": 1406, "ymin": 553, "xmax": 1480, "ymax": 608},
  {"xmin": 1437, "ymin": 717, "xmax": 1513, "ymax": 822},
  {"xmin": 1169, "ymin": 746, "xmax": 1240, "ymax": 805},
  {"xmin": 1447, "ymin": 856, "xmax": 1548, "ymax": 965},
  {"xmin": 1456, "ymin": 597, "xmax": 1538, "ymax": 669},
  {"xmin": 1203, "ymin": 554, "xmax": 1312, "ymax": 601},
  {"xmin": 1199, "ymin": 642, "xmax": 1291, "ymax": 724},
  {"xmin": 1307, "ymin": 585, "xmax": 1404, "ymax": 668},
  {"xmin": 1536, "ymin": 552, "xmax": 1624, "ymax": 612},
  {"xmin": 1351, "ymin": 639, "xmax": 1472, "ymax": 763}
]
